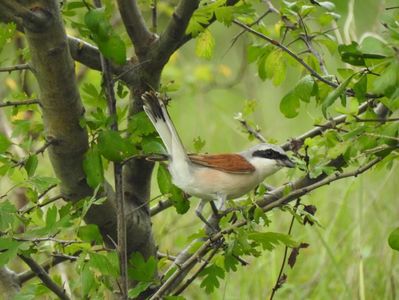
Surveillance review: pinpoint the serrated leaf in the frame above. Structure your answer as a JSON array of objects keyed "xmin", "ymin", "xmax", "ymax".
[
  {"xmin": 128, "ymin": 252, "xmax": 157, "ymax": 282},
  {"xmin": 248, "ymin": 232, "xmax": 298, "ymax": 251},
  {"xmin": 78, "ymin": 224, "xmax": 103, "ymax": 244},
  {"xmin": 98, "ymin": 130, "xmax": 135, "ymax": 162},
  {"xmin": 89, "ymin": 252, "xmax": 119, "ymax": 277},
  {"xmin": 215, "ymin": 6, "xmax": 234, "ymax": 26},
  {"xmin": 199, "ymin": 264, "xmax": 225, "ymax": 294},
  {"xmin": 83, "ymin": 145, "xmax": 104, "ymax": 188},
  {"xmin": 195, "ymin": 30, "xmax": 215, "ymax": 60},
  {"xmin": 0, "ymin": 238, "xmax": 21, "ymax": 267},
  {"xmin": 127, "ymin": 111, "xmax": 155, "ymax": 137},
  {"xmin": 322, "ymin": 73, "xmax": 356, "ymax": 118},
  {"xmin": 280, "ymin": 91, "xmax": 300, "ymax": 118},
  {"xmin": 28, "ymin": 176, "xmax": 59, "ymax": 193},
  {"xmin": 388, "ymin": 228, "xmax": 399, "ymax": 251}
]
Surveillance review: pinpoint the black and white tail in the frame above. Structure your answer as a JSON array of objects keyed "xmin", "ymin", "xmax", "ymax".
[{"xmin": 141, "ymin": 92, "xmax": 189, "ymax": 172}]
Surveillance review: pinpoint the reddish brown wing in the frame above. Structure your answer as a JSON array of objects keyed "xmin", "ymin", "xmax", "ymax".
[{"xmin": 188, "ymin": 154, "xmax": 255, "ymax": 174}]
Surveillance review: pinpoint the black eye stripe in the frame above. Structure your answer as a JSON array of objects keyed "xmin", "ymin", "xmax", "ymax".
[{"xmin": 253, "ymin": 149, "xmax": 288, "ymax": 160}]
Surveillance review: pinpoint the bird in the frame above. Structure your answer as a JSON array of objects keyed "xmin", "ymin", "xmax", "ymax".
[{"xmin": 141, "ymin": 91, "xmax": 295, "ymax": 228}]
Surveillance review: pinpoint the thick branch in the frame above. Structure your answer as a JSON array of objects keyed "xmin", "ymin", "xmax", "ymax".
[
  {"xmin": 19, "ymin": 255, "xmax": 71, "ymax": 300},
  {"xmin": 116, "ymin": 0, "xmax": 154, "ymax": 57},
  {"xmin": 154, "ymin": 0, "xmax": 200, "ymax": 67}
]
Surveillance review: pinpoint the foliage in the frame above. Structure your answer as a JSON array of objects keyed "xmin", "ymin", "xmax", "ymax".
[{"xmin": 0, "ymin": 0, "xmax": 398, "ymax": 299}]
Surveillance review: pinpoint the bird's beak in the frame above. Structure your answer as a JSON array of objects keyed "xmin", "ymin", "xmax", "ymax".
[{"xmin": 281, "ymin": 158, "xmax": 295, "ymax": 168}]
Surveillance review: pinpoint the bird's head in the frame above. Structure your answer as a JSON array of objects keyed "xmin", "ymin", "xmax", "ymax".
[{"xmin": 241, "ymin": 143, "xmax": 295, "ymax": 177}]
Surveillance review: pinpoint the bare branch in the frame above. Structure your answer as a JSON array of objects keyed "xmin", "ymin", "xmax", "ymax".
[
  {"xmin": 0, "ymin": 99, "xmax": 40, "ymax": 108},
  {"xmin": 0, "ymin": 63, "xmax": 30, "ymax": 73},
  {"xmin": 19, "ymin": 255, "xmax": 71, "ymax": 300},
  {"xmin": 150, "ymin": 198, "xmax": 173, "ymax": 216},
  {"xmin": 116, "ymin": 0, "xmax": 154, "ymax": 57}
]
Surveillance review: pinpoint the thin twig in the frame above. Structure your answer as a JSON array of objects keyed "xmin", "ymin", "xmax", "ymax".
[
  {"xmin": 20, "ymin": 195, "xmax": 64, "ymax": 214},
  {"xmin": 232, "ymin": 20, "xmax": 381, "ymax": 99},
  {"xmin": 0, "ymin": 63, "xmax": 30, "ymax": 73},
  {"xmin": 238, "ymin": 119, "xmax": 266, "ymax": 143},
  {"xmin": 0, "ymin": 99, "xmax": 40, "ymax": 108},
  {"xmin": 269, "ymin": 200, "xmax": 300, "ymax": 300},
  {"xmin": 94, "ymin": 0, "xmax": 128, "ymax": 297},
  {"xmin": 173, "ymin": 244, "xmax": 221, "ymax": 296},
  {"xmin": 151, "ymin": 0, "xmax": 157, "ymax": 33},
  {"xmin": 18, "ymin": 254, "xmax": 71, "ymax": 300}
]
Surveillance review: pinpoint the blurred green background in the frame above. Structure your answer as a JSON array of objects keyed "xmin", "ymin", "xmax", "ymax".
[{"xmin": 151, "ymin": 0, "xmax": 399, "ymax": 299}]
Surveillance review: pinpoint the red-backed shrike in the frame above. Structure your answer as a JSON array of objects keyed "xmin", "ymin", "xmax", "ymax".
[{"xmin": 142, "ymin": 91, "xmax": 294, "ymax": 226}]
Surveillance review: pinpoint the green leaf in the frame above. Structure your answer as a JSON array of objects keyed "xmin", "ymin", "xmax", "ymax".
[
  {"xmin": 128, "ymin": 252, "xmax": 157, "ymax": 282},
  {"xmin": 78, "ymin": 224, "xmax": 103, "ymax": 244},
  {"xmin": 195, "ymin": 30, "xmax": 215, "ymax": 60},
  {"xmin": 265, "ymin": 50, "xmax": 286, "ymax": 85},
  {"xmin": 199, "ymin": 264, "xmax": 225, "ymax": 294},
  {"xmin": 280, "ymin": 91, "xmax": 300, "ymax": 118},
  {"xmin": 97, "ymin": 34, "xmax": 126, "ymax": 65},
  {"xmin": 295, "ymin": 75, "xmax": 315, "ymax": 102},
  {"xmin": 24, "ymin": 155, "xmax": 38, "ymax": 177},
  {"xmin": 45, "ymin": 205, "xmax": 57, "ymax": 228},
  {"xmin": 0, "ymin": 238, "xmax": 21, "ymax": 267},
  {"xmin": 322, "ymin": 73, "xmax": 356, "ymax": 118},
  {"xmin": 248, "ymin": 232, "xmax": 298, "ymax": 251},
  {"xmin": 157, "ymin": 165, "xmax": 190, "ymax": 214},
  {"xmin": 127, "ymin": 111, "xmax": 156, "ymax": 137},
  {"xmin": 193, "ymin": 136, "xmax": 206, "ymax": 152},
  {"xmin": 84, "ymin": 8, "xmax": 105, "ymax": 33},
  {"xmin": 81, "ymin": 264, "xmax": 95, "ymax": 297},
  {"xmin": 84, "ymin": 8, "xmax": 126, "ymax": 65},
  {"xmin": 128, "ymin": 282, "xmax": 152, "ymax": 299},
  {"xmin": 0, "ymin": 201, "xmax": 18, "ymax": 231},
  {"xmin": 0, "ymin": 133, "xmax": 11, "ymax": 153},
  {"xmin": 98, "ymin": 130, "xmax": 135, "ymax": 162},
  {"xmin": 141, "ymin": 138, "xmax": 166, "ymax": 155},
  {"xmin": 28, "ymin": 176, "xmax": 59, "ymax": 193},
  {"xmin": 318, "ymin": 1, "xmax": 335, "ymax": 11},
  {"xmin": 388, "ymin": 228, "xmax": 399, "ymax": 251},
  {"xmin": 338, "ymin": 42, "xmax": 366, "ymax": 66},
  {"xmin": 215, "ymin": 6, "xmax": 234, "ymax": 26},
  {"xmin": 353, "ymin": 74, "xmax": 367, "ymax": 102},
  {"xmin": 89, "ymin": 252, "xmax": 119, "ymax": 277},
  {"xmin": 373, "ymin": 61, "xmax": 398, "ymax": 95},
  {"xmin": 83, "ymin": 145, "xmax": 104, "ymax": 188}
]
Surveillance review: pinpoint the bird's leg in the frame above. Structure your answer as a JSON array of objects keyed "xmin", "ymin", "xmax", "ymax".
[{"xmin": 195, "ymin": 199, "xmax": 218, "ymax": 233}]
